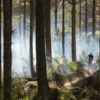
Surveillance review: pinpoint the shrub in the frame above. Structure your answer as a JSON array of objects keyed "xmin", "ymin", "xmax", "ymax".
[
  {"xmin": 60, "ymin": 89, "xmax": 77, "ymax": 100},
  {"xmin": 68, "ymin": 61, "xmax": 78, "ymax": 71},
  {"xmin": 12, "ymin": 79, "xmax": 28, "ymax": 100}
]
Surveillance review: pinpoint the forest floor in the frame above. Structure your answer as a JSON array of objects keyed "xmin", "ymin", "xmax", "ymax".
[{"xmin": 11, "ymin": 61, "xmax": 100, "ymax": 100}]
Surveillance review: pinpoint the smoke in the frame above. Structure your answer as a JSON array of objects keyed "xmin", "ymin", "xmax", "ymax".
[
  {"xmin": 52, "ymin": 33, "xmax": 99, "ymax": 61},
  {"xmin": 1, "ymin": 16, "xmax": 99, "ymax": 76}
]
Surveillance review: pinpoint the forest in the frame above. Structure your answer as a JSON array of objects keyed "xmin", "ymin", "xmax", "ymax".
[{"xmin": 0, "ymin": 0, "xmax": 100, "ymax": 100}]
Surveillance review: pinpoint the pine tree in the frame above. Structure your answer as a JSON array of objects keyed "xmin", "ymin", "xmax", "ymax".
[
  {"xmin": 19, "ymin": 0, "xmax": 22, "ymax": 55},
  {"xmin": 3, "ymin": 0, "xmax": 12, "ymax": 100},
  {"xmin": 45, "ymin": 0, "xmax": 52, "ymax": 64},
  {"xmin": 72, "ymin": 0, "xmax": 76, "ymax": 61},
  {"xmin": 30, "ymin": 0, "xmax": 35, "ymax": 78},
  {"xmin": 79, "ymin": 0, "xmax": 81, "ymax": 35},
  {"xmin": 23, "ymin": 0, "xmax": 26, "ymax": 44},
  {"xmin": 99, "ymin": 0, "xmax": 100, "ymax": 69},
  {"xmin": 0, "ymin": 0, "xmax": 1, "ymax": 99},
  {"xmin": 62, "ymin": 0, "xmax": 65, "ymax": 56},
  {"xmin": 36, "ymin": 0, "xmax": 50, "ymax": 99},
  {"xmin": 92, "ymin": 0, "xmax": 96, "ymax": 35},
  {"xmin": 55, "ymin": 0, "xmax": 57, "ymax": 29},
  {"xmin": 85, "ymin": 0, "xmax": 88, "ymax": 36}
]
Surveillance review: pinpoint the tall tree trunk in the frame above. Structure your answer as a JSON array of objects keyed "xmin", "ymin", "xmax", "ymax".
[
  {"xmin": 30, "ymin": 0, "xmax": 35, "ymax": 78},
  {"xmin": 79, "ymin": 0, "xmax": 81, "ymax": 35},
  {"xmin": 85, "ymin": 0, "xmax": 88, "ymax": 36},
  {"xmin": 36, "ymin": 0, "xmax": 50, "ymax": 99},
  {"xmin": 92, "ymin": 0, "xmax": 96, "ymax": 36},
  {"xmin": 3, "ymin": 0, "xmax": 12, "ymax": 100},
  {"xmin": 0, "ymin": 0, "xmax": 1, "ymax": 99},
  {"xmin": 55, "ymin": 0, "xmax": 57, "ymax": 29},
  {"xmin": 62, "ymin": 0, "xmax": 65, "ymax": 56},
  {"xmin": 99, "ymin": 0, "xmax": 100, "ymax": 69},
  {"xmin": 19, "ymin": 0, "xmax": 22, "ymax": 55},
  {"xmin": 72, "ymin": 0, "xmax": 76, "ymax": 61},
  {"xmin": 19, "ymin": 0, "xmax": 21, "ymax": 34},
  {"xmin": 45, "ymin": 0, "xmax": 52, "ymax": 62},
  {"xmin": 99, "ymin": 0, "xmax": 100, "ymax": 34},
  {"xmin": 99, "ymin": 0, "xmax": 100, "ymax": 32},
  {"xmin": 23, "ymin": 0, "xmax": 26, "ymax": 47}
]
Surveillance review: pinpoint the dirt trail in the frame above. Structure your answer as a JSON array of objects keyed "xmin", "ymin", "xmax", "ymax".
[{"xmin": 63, "ymin": 61, "xmax": 99, "ymax": 89}]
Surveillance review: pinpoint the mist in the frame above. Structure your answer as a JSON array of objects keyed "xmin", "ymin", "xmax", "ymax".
[{"xmin": 1, "ymin": 15, "xmax": 99, "ymax": 76}]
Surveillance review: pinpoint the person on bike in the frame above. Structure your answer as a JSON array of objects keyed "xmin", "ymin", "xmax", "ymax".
[{"xmin": 87, "ymin": 53, "xmax": 93, "ymax": 64}]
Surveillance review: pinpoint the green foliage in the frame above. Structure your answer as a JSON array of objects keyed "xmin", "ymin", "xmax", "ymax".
[
  {"xmin": 95, "ymin": 30, "xmax": 100, "ymax": 37},
  {"xmin": 53, "ymin": 56, "xmax": 68, "ymax": 67},
  {"xmin": 30, "ymin": 89, "xmax": 38, "ymax": 100},
  {"xmin": 52, "ymin": 56, "xmax": 79, "ymax": 73},
  {"xmin": 19, "ymin": 97, "xmax": 29, "ymax": 100},
  {"xmin": 12, "ymin": 94, "xmax": 29, "ymax": 100},
  {"xmin": 52, "ymin": 28, "xmax": 62, "ymax": 40},
  {"xmin": 60, "ymin": 89, "xmax": 77, "ymax": 100},
  {"xmin": 12, "ymin": 79, "xmax": 28, "ymax": 100},
  {"xmin": 1, "ymin": 76, "xmax": 4, "ymax": 100},
  {"xmin": 13, "ymin": 15, "xmax": 24, "ymax": 22},
  {"xmin": 47, "ymin": 67, "xmax": 53, "ymax": 74},
  {"xmin": 68, "ymin": 61, "xmax": 78, "ymax": 71},
  {"xmin": 53, "ymin": 57, "xmax": 62, "ymax": 67}
]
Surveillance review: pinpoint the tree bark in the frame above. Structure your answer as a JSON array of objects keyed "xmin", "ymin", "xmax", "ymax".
[
  {"xmin": 0, "ymin": 0, "xmax": 1, "ymax": 99},
  {"xmin": 92, "ymin": 0, "xmax": 96, "ymax": 36},
  {"xmin": 55, "ymin": 0, "xmax": 57, "ymax": 29},
  {"xmin": 99, "ymin": 0, "xmax": 100, "ymax": 32},
  {"xmin": 36, "ymin": 0, "xmax": 50, "ymax": 99},
  {"xmin": 19, "ymin": 0, "xmax": 22, "ymax": 55},
  {"xmin": 30, "ymin": 0, "xmax": 35, "ymax": 78},
  {"xmin": 99, "ymin": 0, "xmax": 100, "ymax": 34},
  {"xmin": 23, "ymin": 0, "xmax": 26, "ymax": 44},
  {"xmin": 3, "ymin": 0, "xmax": 12, "ymax": 100},
  {"xmin": 85, "ymin": 0, "xmax": 88, "ymax": 36},
  {"xmin": 19, "ymin": 0, "xmax": 21, "ymax": 34},
  {"xmin": 62, "ymin": 0, "xmax": 65, "ymax": 56},
  {"xmin": 99, "ymin": 0, "xmax": 100, "ymax": 69},
  {"xmin": 79, "ymin": 0, "xmax": 81, "ymax": 35},
  {"xmin": 45, "ymin": 0, "xmax": 52, "ymax": 61},
  {"xmin": 72, "ymin": 0, "xmax": 76, "ymax": 61}
]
